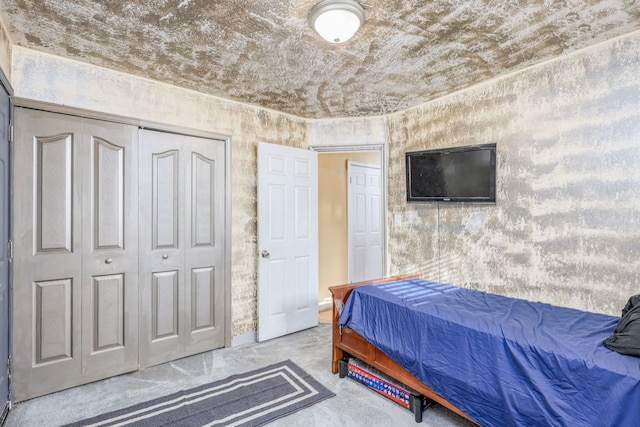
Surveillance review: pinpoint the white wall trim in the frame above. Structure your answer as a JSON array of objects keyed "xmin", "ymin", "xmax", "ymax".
[
  {"xmin": 231, "ymin": 331, "xmax": 257, "ymax": 347},
  {"xmin": 318, "ymin": 300, "xmax": 332, "ymax": 311}
]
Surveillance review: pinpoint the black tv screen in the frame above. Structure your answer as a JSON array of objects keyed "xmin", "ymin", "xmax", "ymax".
[{"xmin": 406, "ymin": 143, "xmax": 496, "ymax": 203}]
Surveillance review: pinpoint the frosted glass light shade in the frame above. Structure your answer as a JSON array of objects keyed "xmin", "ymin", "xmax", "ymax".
[{"xmin": 308, "ymin": 0, "xmax": 366, "ymax": 44}]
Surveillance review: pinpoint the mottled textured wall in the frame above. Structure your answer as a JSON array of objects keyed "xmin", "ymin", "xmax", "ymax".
[
  {"xmin": 308, "ymin": 117, "xmax": 387, "ymax": 146},
  {"xmin": 0, "ymin": 10, "xmax": 12, "ymax": 81},
  {"xmin": 11, "ymin": 47, "xmax": 308, "ymax": 337},
  {"xmin": 8, "ymin": 26, "xmax": 640, "ymax": 338},
  {"xmin": 387, "ymin": 31, "xmax": 640, "ymax": 315}
]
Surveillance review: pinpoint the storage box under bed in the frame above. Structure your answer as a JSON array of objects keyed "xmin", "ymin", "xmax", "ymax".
[{"xmin": 339, "ymin": 357, "xmax": 430, "ymax": 422}]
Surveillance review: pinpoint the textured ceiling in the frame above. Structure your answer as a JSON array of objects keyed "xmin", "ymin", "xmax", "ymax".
[{"xmin": 1, "ymin": 0, "xmax": 639, "ymax": 119}]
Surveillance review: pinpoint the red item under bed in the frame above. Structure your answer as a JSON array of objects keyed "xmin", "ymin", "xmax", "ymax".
[{"xmin": 346, "ymin": 358, "xmax": 415, "ymax": 409}]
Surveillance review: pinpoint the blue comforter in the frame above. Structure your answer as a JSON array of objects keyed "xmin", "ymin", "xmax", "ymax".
[{"xmin": 339, "ymin": 278, "xmax": 640, "ymax": 426}]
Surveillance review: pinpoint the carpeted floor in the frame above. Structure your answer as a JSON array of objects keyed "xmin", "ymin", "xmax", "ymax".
[{"xmin": 5, "ymin": 324, "xmax": 474, "ymax": 427}]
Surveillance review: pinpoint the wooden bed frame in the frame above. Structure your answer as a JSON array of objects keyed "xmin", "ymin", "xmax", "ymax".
[{"xmin": 330, "ymin": 275, "xmax": 478, "ymax": 425}]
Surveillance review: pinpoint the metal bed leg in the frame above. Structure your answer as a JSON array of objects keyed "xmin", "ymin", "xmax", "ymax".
[
  {"xmin": 409, "ymin": 393, "xmax": 425, "ymax": 423},
  {"xmin": 338, "ymin": 359, "xmax": 349, "ymax": 378}
]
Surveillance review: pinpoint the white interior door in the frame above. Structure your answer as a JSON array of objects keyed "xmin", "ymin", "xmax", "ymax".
[
  {"xmin": 257, "ymin": 142, "xmax": 318, "ymax": 342},
  {"xmin": 348, "ymin": 161, "xmax": 382, "ymax": 283}
]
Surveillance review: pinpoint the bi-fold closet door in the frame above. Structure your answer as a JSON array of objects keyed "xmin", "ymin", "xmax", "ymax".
[
  {"xmin": 138, "ymin": 129, "xmax": 225, "ymax": 368},
  {"xmin": 13, "ymin": 108, "xmax": 139, "ymax": 400},
  {"xmin": 12, "ymin": 109, "xmax": 227, "ymax": 401}
]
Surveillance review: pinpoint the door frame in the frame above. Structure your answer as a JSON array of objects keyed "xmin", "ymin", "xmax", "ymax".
[
  {"xmin": 14, "ymin": 99, "xmax": 233, "ymax": 348},
  {"xmin": 312, "ymin": 144, "xmax": 388, "ymax": 280},
  {"xmin": 0, "ymin": 64, "xmax": 13, "ymax": 420}
]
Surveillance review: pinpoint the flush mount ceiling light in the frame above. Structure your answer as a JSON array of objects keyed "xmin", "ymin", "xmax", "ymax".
[{"xmin": 308, "ymin": 0, "xmax": 366, "ymax": 44}]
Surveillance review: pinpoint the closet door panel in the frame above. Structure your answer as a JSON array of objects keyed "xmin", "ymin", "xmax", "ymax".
[
  {"xmin": 35, "ymin": 133, "xmax": 73, "ymax": 252},
  {"xmin": 191, "ymin": 153, "xmax": 214, "ymax": 247},
  {"xmin": 191, "ymin": 266, "xmax": 214, "ymax": 331},
  {"xmin": 139, "ymin": 130, "xmax": 225, "ymax": 366},
  {"xmin": 153, "ymin": 151, "xmax": 179, "ymax": 249},
  {"xmin": 138, "ymin": 130, "xmax": 185, "ymax": 368},
  {"xmin": 93, "ymin": 138, "xmax": 124, "ymax": 249},
  {"xmin": 34, "ymin": 278, "xmax": 73, "ymax": 363},
  {"xmin": 13, "ymin": 109, "xmax": 83, "ymax": 401},
  {"xmin": 81, "ymin": 118, "xmax": 138, "ymax": 380},
  {"xmin": 183, "ymin": 137, "xmax": 225, "ymax": 354},
  {"xmin": 152, "ymin": 270, "xmax": 179, "ymax": 339},
  {"xmin": 92, "ymin": 274, "xmax": 125, "ymax": 350}
]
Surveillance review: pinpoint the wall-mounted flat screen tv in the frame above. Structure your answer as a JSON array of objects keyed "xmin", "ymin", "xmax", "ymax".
[{"xmin": 406, "ymin": 143, "xmax": 496, "ymax": 203}]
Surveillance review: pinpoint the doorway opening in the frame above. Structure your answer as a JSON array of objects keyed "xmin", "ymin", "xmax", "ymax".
[{"xmin": 313, "ymin": 145, "xmax": 387, "ymax": 315}]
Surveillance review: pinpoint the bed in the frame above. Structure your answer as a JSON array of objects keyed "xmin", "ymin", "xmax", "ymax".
[{"xmin": 330, "ymin": 276, "xmax": 640, "ymax": 426}]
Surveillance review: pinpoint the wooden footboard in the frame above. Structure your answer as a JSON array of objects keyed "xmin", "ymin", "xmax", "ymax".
[{"xmin": 330, "ymin": 276, "xmax": 478, "ymax": 425}]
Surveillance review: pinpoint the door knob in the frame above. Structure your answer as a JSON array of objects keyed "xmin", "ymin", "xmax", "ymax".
[
  {"xmin": 105, "ymin": 258, "xmax": 113, "ymax": 264},
  {"xmin": 261, "ymin": 250, "xmax": 270, "ymax": 258},
  {"xmin": 162, "ymin": 254, "xmax": 169, "ymax": 260}
]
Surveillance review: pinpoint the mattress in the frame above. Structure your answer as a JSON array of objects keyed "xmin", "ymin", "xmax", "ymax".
[{"xmin": 339, "ymin": 278, "xmax": 640, "ymax": 426}]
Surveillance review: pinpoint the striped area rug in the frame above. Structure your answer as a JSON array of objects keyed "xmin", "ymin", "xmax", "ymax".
[{"xmin": 66, "ymin": 360, "xmax": 334, "ymax": 427}]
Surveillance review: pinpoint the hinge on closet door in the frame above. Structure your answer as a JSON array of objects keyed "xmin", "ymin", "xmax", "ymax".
[
  {"xmin": 7, "ymin": 354, "xmax": 12, "ymax": 407},
  {"xmin": 7, "ymin": 240, "xmax": 12, "ymax": 259},
  {"xmin": 8, "ymin": 124, "xmax": 13, "ymax": 143}
]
